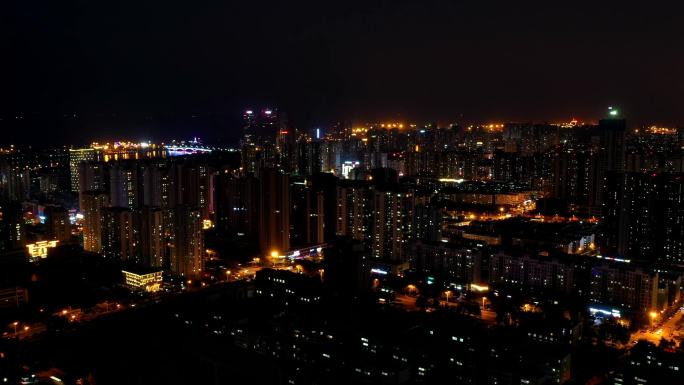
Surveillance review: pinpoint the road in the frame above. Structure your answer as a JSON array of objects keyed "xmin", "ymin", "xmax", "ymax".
[
  {"xmin": 481, "ymin": 309, "xmax": 497, "ymax": 323},
  {"xmin": 392, "ymin": 294, "xmax": 497, "ymax": 324},
  {"xmin": 631, "ymin": 307, "xmax": 684, "ymax": 346},
  {"xmin": 393, "ymin": 294, "xmax": 419, "ymax": 311}
]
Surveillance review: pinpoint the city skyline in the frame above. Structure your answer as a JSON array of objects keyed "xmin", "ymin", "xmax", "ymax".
[
  {"xmin": 1, "ymin": 100, "xmax": 683, "ymax": 384},
  {"xmin": 4, "ymin": 2, "xmax": 684, "ymax": 385},
  {"xmin": 0, "ymin": 106, "xmax": 673, "ymax": 148}
]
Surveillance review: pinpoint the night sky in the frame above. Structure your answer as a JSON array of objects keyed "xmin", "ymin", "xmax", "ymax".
[{"xmin": 4, "ymin": 1, "xmax": 684, "ymax": 145}]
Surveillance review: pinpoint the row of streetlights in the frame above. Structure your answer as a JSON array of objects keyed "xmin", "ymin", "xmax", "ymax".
[
  {"xmin": 9, "ymin": 321, "xmax": 29, "ymax": 338},
  {"xmin": 403, "ymin": 285, "xmax": 487, "ymax": 309}
]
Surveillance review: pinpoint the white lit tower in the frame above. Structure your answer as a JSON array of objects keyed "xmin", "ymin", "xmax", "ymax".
[{"xmin": 240, "ymin": 108, "xmax": 284, "ymax": 175}]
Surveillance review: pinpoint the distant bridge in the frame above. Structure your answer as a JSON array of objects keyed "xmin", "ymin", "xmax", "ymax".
[{"xmin": 165, "ymin": 145, "xmax": 213, "ymax": 156}]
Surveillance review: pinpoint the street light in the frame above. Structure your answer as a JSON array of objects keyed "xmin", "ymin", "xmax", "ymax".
[
  {"xmin": 648, "ymin": 310, "xmax": 659, "ymax": 330},
  {"xmin": 649, "ymin": 311, "xmax": 658, "ymax": 324},
  {"xmin": 444, "ymin": 290, "xmax": 452, "ymax": 305},
  {"xmin": 12, "ymin": 322, "xmax": 18, "ymax": 337}
]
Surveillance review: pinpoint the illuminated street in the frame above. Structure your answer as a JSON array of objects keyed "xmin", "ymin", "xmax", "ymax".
[{"xmin": 631, "ymin": 307, "xmax": 684, "ymax": 347}]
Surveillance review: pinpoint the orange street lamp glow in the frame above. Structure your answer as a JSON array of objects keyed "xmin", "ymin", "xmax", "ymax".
[{"xmin": 471, "ymin": 284, "xmax": 489, "ymax": 292}]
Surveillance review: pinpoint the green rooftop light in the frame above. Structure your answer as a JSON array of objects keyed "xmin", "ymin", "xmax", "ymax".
[{"xmin": 608, "ymin": 106, "xmax": 618, "ymax": 116}]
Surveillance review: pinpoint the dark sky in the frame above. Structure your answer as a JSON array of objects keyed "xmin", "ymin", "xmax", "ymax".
[{"xmin": 3, "ymin": 0, "xmax": 684, "ymax": 145}]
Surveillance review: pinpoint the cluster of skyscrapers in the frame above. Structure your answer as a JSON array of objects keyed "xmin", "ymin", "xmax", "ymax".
[
  {"xmin": 1, "ymin": 107, "xmax": 684, "ymax": 385},
  {"xmin": 78, "ymin": 156, "xmax": 210, "ymax": 277},
  {"xmin": 0, "ymin": 107, "xmax": 683, "ymax": 314}
]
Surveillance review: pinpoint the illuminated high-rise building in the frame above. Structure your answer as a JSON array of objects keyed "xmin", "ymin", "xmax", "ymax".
[
  {"xmin": 551, "ymin": 146, "xmax": 594, "ymax": 204},
  {"xmin": 81, "ymin": 191, "xmax": 109, "ymax": 253},
  {"xmin": 241, "ymin": 109, "xmax": 259, "ymax": 174},
  {"xmin": 602, "ymin": 172, "xmax": 684, "ymax": 264},
  {"xmin": 492, "ymin": 149, "xmax": 520, "ymax": 182},
  {"xmin": 44, "ymin": 205, "xmax": 71, "ymax": 243},
  {"xmin": 78, "ymin": 161, "xmax": 108, "ymax": 193},
  {"xmin": 415, "ymin": 240, "xmax": 482, "ymax": 284},
  {"xmin": 241, "ymin": 108, "xmax": 283, "ymax": 175},
  {"xmin": 101, "ymin": 207, "xmax": 137, "ymax": 262},
  {"xmin": 290, "ymin": 178, "xmax": 324, "ymax": 247},
  {"xmin": 590, "ymin": 109, "xmax": 626, "ymax": 208},
  {"xmin": 335, "ymin": 180, "xmax": 369, "ymax": 242},
  {"xmin": 109, "ymin": 162, "xmax": 139, "ymax": 209},
  {"xmin": 215, "ymin": 174, "xmax": 259, "ymax": 237},
  {"xmin": 171, "ymin": 205, "xmax": 204, "ymax": 278},
  {"xmin": 37, "ymin": 167, "xmax": 70, "ymax": 195},
  {"xmin": 176, "ymin": 162, "xmax": 213, "ymax": 220},
  {"xmin": 69, "ymin": 148, "xmax": 101, "ymax": 192},
  {"xmin": 589, "ymin": 263, "xmax": 657, "ymax": 312},
  {"xmin": 258, "ymin": 168, "xmax": 290, "ymax": 254},
  {"xmin": 413, "ymin": 203, "xmax": 442, "ymax": 242},
  {"xmin": 139, "ymin": 206, "xmax": 166, "ymax": 268},
  {"xmin": 242, "ymin": 109, "xmax": 257, "ymax": 144},
  {"xmin": 502, "ymin": 123, "xmax": 558, "ymax": 156},
  {"xmin": 310, "ymin": 172, "xmax": 340, "ymax": 241},
  {"xmin": 371, "ymin": 188, "xmax": 414, "ymax": 262},
  {"xmin": 0, "ymin": 201, "xmax": 25, "ymax": 253},
  {"xmin": 319, "ymin": 141, "xmax": 342, "ymax": 174},
  {"xmin": 0, "ymin": 151, "xmax": 31, "ymax": 201},
  {"xmin": 78, "ymin": 161, "xmax": 108, "ymax": 209},
  {"xmin": 276, "ymin": 127, "xmax": 297, "ymax": 173},
  {"xmin": 140, "ymin": 160, "xmax": 171, "ymax": 208}
]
